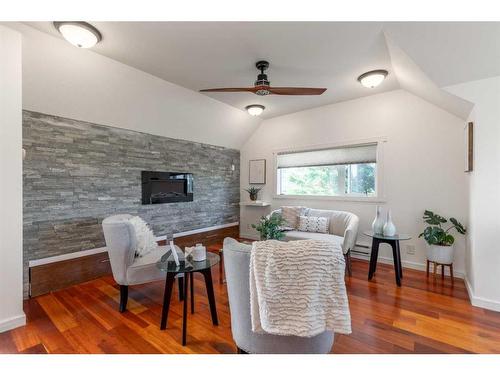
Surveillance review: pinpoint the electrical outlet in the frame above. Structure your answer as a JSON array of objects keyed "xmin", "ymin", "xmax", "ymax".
[{"xmin": 406, "ymin": 245, "xmax": 416, "ymax": 255}]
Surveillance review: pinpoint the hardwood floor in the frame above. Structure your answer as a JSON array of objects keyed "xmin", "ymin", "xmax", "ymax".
[{"xmin": 1, "ymin": 244, "xmax": 499, "ymax": 354}]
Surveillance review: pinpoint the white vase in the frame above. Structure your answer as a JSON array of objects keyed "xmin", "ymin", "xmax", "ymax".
[
  {"xmin": 427, "ymin": 244, "xmax": 454, "ymax": 264},
  {"xmin": 371, "ymin": 206, "xmax": 385, "ymax": 235},
  {"xmin": 383, "ymin": 209, "xmax": 397, "ymax": 236}
]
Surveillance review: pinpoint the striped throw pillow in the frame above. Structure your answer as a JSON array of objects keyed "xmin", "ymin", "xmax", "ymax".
[{"xmin": 281, "ymin": 206, "xmax": 306, "ymax": 229}]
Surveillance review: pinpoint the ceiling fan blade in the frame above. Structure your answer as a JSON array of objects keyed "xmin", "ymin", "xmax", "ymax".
[
  {"xmin": 268, "ymin": 87, "xmax": 327, "ymax": 95},
  {"xmin": 199, "ymin": 87, "xmax": 257, "ymax": 93}
]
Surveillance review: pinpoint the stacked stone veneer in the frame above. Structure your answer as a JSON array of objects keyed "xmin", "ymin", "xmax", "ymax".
[{"xmin": 22, "ymin": 110, "xmax": 240, "ymax": 296}]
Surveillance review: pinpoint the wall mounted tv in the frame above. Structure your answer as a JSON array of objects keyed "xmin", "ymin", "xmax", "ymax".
[{"xmin": 141, "ymin": 171, "xmax": 193, "ymax": 204}]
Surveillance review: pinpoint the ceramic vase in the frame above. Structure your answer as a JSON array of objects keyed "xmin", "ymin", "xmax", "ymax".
[
  {"xmin": 371, "ymin": 206, "xmax": 385, "ymax": 235},
  {"xmin": 383, "ymin": 209, "xmax": 397, "ymax": 236},
  {"xmin": 427, "ymin": 244, "xmax": 454, "ymax": 264}
]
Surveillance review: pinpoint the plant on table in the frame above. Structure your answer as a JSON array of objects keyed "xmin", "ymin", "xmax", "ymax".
[
  {"xmin": 419, "ymin": 210, "xmax": 466, "ymax": 264},
  {"xmin": 252, "ymin": 212, "xmax": 287, "ymax": 241}
]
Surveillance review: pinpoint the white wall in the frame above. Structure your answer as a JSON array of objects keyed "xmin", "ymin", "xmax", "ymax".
[
  {"xmin": 445, "ymin": 76, "xmax": 500, "ymax": 311},
  {"xmin": 240, "ymin": 89, "xmax": 468, "ymax": 275},
  {"xmin": 0, "ymin": 26, "xmax": 25, "ymax": 332},
  {"xmin": 384, "ymin": 31, "xmax": 474, "ymax": 120},
  {"xmin": 4, "ymin": 22, "xmax": 261, "ymax": 150}
]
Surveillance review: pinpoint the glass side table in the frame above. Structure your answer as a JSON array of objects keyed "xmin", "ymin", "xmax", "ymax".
[
  {"xmin": 363, "ymin": 231, "xmax": 411, "ymax": 287},
  {"xmin": 157, "ymin": 252, "xmax": 220, "ymax": 346}
]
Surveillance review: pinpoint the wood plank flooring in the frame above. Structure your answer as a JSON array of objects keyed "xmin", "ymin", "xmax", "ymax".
[{"xmin": 1, "ymin": 243, "xmax": 499, "ymax": 354}]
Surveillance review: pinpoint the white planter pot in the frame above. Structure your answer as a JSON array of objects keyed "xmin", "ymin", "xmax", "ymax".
[{"xmin": 427, "ymin": 244, "xmax": 454, "ymax": 264}]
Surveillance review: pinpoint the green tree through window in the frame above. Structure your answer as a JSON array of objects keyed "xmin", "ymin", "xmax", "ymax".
[{"xmin": 279, "ymin": 163, "xmax": 376, "ymax": 197}]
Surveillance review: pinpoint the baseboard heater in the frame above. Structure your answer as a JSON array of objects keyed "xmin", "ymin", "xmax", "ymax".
[{"xmin": 352, "ymin": 242, "xmax": 370, "ymax": 256}]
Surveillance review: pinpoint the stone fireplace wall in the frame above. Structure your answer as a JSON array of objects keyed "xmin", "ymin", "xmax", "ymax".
[{"xmin": 22, "ymin": 110, "xmax": 240, "ymax": 296}]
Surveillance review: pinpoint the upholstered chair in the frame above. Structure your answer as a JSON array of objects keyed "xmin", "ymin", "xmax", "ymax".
[
  {"xmin": 102, "ymin": 214, "xmax": 184, "ymax": 312},
  {"xmin": 223, "ymin": 237, "xmax": 335, "ymax": 354}
]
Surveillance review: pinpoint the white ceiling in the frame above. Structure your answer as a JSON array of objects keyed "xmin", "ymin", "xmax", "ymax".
[{"xmin": 26, "ymin": 22, "xmax": 500, "ymax": 119}]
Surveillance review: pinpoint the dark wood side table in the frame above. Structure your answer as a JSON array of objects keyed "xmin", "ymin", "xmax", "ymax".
[
  {"xmin": 363, "ymin": 231, "xmax": 411, "ymax": 287},
  {"xmin": 156, "ymin": 252, "xmax": 220, "ymax": 346}
]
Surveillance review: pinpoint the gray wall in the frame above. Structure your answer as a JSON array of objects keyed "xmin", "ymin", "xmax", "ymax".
[{"xmin": 23, "ymin": 110, "xmax": 240, "ymax": 295}]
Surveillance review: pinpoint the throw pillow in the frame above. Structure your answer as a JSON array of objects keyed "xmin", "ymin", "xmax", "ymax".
[
  {"xmin": 298, "ymin": 215, "xmax": 330, "ymax": 234},
  {"xmin": 128, "ymin": 216, "xmax": 158, "ymax": 257},
  {"xmin": 281, "ymin": 206, "xmax": 306, "ymax": 229}
]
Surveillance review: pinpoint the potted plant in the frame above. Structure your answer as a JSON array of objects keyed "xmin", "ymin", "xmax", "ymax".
[
  {"xmin": 419, "ymin": 210, "xmax": 466, "ymax": 264},
  {"xmin": 244, "ymin": 186, "xmax": 262, "ymax": 201},
  {"xmin": 252, "ymin": 213, "xmax": 287, "ymax": 240}
]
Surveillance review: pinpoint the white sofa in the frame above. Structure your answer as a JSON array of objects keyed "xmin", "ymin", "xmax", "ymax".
[{"xmin": 270, "ymin": 208, "xmax": 360, "ymax": 275}]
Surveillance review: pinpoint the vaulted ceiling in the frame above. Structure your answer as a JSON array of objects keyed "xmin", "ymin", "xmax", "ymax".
[{"xmin": 27, "ymin": 22, "xmax": 500, "ymax": 119}]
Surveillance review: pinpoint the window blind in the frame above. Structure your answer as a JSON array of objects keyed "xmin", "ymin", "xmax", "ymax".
[{"xmin": 277, "ymin": 143, "xmax": 377, "ymax": 169}]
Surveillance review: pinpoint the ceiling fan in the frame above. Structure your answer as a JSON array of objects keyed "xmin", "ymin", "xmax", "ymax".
[{"xmin": 199, "ymin": 61, "xmax": 327, "ymax": 96}]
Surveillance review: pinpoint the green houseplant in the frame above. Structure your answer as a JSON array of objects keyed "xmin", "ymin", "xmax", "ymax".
[
  {"xmin": 419, "ymin": 210, "xmax": 466, "ymax": 264},
  {"xmin": 244, "ymin": 186, "xmax": 262, "ymax": 201},
  {"xmin": 252, "ymin": 213, "xmax": 287, "ymax": 240}
]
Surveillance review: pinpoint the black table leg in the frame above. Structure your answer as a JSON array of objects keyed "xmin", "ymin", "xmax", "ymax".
[
  {"xmin": 395, "ymin": 241, "xmax": 403, "ymax": 278},
  {"xmin": 178, "ymin": 276, "xmax": 184, "ymax": 301},
  {"xmin": 182, "ymin": 271, "xmax": 189, "ymax": 346},
  {"xmin": 390, "ymin": 240, "xmax": 402, "ymax": 286},
  {"xmin": 119, "ymin": 285, "xmax": 128, "ymax": 313},
  {"xmin": 368, "ymin": 238, "xmax": 380, "ymax": 280},
  {"xmin": 201, "ymin": 268, "xmax": 218, "ymax": 325},
  {"xmin": 160, "ymin": 272, "xmax": 176, "ymax": 330},
  {"xmin": 190, "ymin": 272, "xmax": 194, "ymax": 314}
]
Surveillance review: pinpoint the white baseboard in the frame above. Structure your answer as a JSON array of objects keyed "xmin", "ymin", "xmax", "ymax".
[
  {"xmin": 464, "ymin": 277, "xmax": 500, "ymax": 312},
  {"xmin": 29, "ymin": 246, "xmax": 108, "ymax": 267},
  {"xmin": 155, "ymin": 221, "xmax": 239, "ymax": 241},
  {"xmin": 0, "ymin": 313, "xmax": 26, "ymax": 333},
  {"xmin": 29, "ymin": 222, "xmax": 239, "ymax": 267},
  {"xmin": 351, "ymin": 252, "xmax": 465, "ymax": 279}
]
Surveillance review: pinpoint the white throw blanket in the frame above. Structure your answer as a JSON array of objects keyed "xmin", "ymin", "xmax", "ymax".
[{"xmin": 250, "ymin": 239, "xmax": 351, "ymax": 337}]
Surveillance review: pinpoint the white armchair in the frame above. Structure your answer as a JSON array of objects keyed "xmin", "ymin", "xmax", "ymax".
[
  {"xmin": 102, "ymin": 214, "xmax": 184, "ymax": 312},
  {"xmin": 223, "ymin": 237, "xmax": 334, "ymax": 353}
]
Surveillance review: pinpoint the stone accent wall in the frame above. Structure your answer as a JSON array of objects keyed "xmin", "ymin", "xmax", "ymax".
[{"xmin": 22, "ymin": 111, "xmax": 240, "ymax": 296}]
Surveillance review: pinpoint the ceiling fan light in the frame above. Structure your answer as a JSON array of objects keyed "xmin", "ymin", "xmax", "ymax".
[
  {"xmin": 54, "ymin": 21, "xmax": 102, "ymax": 48},
  {"xmin": 246, "ymin": 104, "xmax": 265, "ymax": 116},
  {"xmin": 358, "ymin": 70, "xmax": 388, "ymax": 88}
]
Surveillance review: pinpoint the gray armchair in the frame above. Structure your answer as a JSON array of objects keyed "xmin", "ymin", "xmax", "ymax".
[
  {"xmin": 223, "ymin": 237, "xmax": 334, "ymax": 354},
  {"xmin": 102, "ymin": 214, "xmax": 183, "ymax": 312}
]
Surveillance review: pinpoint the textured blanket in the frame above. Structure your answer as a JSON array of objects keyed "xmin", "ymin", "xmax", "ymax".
[{"xmin": 250, "ymin": 239, "xmax": 351, "ymax": 337}]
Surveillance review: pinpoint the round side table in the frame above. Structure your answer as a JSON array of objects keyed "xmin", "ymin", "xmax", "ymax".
[
  {"xmin": 157, "ymin": 252, "xmax": 220, "ymax": 346},
  {"xmin": 363, "ymin": 231, "xmax": 411, "ymax": 287}
]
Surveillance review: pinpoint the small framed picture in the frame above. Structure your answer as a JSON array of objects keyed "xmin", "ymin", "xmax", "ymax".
[
  {"xmin": 249, "ymin": 159, "xmax": 266, "ymax": 184},
  {"xmin": 464, "ymin": 122, "xmax": 473, "ymax": 172}
]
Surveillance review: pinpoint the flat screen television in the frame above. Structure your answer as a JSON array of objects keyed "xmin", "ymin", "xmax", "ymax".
[{"xmin": 141, "ymin": 171, "xmax": 193, "ymax": 204}]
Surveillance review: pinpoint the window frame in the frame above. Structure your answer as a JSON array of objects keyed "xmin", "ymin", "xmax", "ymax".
[{"xmin": 273, "ymin": 137, "xmax": 387, "ymax": 203}]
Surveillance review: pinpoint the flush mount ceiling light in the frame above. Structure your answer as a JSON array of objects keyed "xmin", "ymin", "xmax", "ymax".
[
  {"xmin": 53, "ymin": 21, "xmax": 102, "ymax": 48},
  {"xmin": 357, "ymin": 69, "xmax": 389, "ymax": 88},
  {"xmin": 245, "ymin": 104, "xmax": 265, "ymax": 116}
]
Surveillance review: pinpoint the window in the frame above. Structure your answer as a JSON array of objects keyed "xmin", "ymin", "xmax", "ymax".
[{"xmin": 276, "ymin": 143, "xmax": 378, "ymax": 198}]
